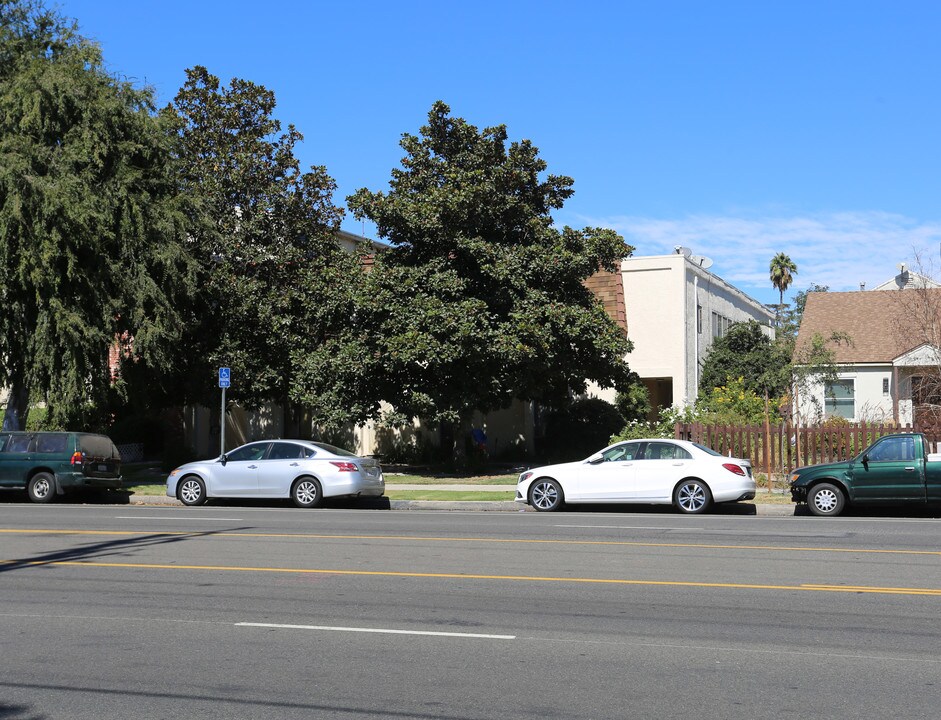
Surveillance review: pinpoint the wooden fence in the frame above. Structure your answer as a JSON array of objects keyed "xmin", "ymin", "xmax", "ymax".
[{"xmin": 674, "ymin": 422, "xmax": 941, "ymax": 479}]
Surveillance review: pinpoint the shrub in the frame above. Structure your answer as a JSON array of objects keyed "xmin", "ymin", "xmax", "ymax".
[{"xmin": 539, "ymin": 398, "xmax": 624, "ymax": 463}]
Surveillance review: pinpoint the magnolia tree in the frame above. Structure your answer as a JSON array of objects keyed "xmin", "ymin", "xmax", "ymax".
[{"xmin": 292, "ymin": 102, "xmax": 634, "ymax": 464}]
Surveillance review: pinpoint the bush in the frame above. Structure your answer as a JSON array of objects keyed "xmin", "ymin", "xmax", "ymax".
[
  {"xmin": 539, "ymin": 398, "xmax": 624, "ymax": 463},
  {"xmin": 109, "ymin": 415, "xmax": 166, "ymax": 456},
  {"xmin": 161, "ymin": 445, "xmax": 199, "ymax": 473}
]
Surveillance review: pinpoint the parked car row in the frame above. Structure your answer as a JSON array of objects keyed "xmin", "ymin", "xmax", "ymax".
[{"xmin": 2, "ymin": 431, "xmax": 939, "ymax": 517}]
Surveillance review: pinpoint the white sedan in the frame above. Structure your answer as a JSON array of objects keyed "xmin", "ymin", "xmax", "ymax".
[
  {"xmin": 167, "ymin": 440, "xmax": 384, "ymax": 508},
  {"xmin": 516, "ymin": 438, "xmax": 755, "ymax": 513}
]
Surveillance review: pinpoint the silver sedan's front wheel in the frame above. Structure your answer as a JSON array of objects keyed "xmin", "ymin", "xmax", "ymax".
[
  {"xmin": 178, "ymin": 476, "xmax": 207, "ymax": 506},
  {"xmin": 529, "ymin": 478, "xmax": 563, "ymax": 512},
  {"xmin": 674, "ymin": 480, "xmax": 712, "ymax": 514}
]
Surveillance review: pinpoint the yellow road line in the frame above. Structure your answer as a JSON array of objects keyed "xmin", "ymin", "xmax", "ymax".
[
  {"xmin": 1, "ymin": 559, "xmax": 940, "ymax": 596},
  {"xmin": 1, "ymin": 528, "xmax": 940, "ymax": 557}
]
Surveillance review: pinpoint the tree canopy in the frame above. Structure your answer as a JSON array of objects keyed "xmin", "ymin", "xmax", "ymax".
[
  {"xmin": 0, "ymin": 0, "xmax": 193, "ymax": 429},
  {"xmin": 159, "ymin": 66, "xmax": 354, "ymax": 413},
  {"xmin": 699, "ymin": 320, "xmax": 791, "ymax": 399},
  {"xmin": 292, "ymin": 101, "xmax": 634, "ymax": 460}
]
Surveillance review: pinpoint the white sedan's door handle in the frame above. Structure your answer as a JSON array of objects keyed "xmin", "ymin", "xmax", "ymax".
[
  {"xmin": 248, "ymin": 464, "xmax": 258, "ymax": 469},
  {"xmin": 290, "ymin": 462, "xmax": 299, "ymax": 467},
  {"xmin": 672, "ymin": 462, "xmax": 685, "ymax": 466}
]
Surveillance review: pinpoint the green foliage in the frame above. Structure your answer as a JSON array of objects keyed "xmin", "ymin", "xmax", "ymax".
[
  {"xmin": 700, "ymin": 321, "xmax": 791, "ymax": 398},
  {"xmin": 610, "ymin": 404, "xmax": 694, "ymax": 442},
  {"xmin": 539, "ymin": 398, "xmax": 625, "ymax": 462},
  {"xmin": 292, "ymin": 102, "xmax": 634, "ymax": 461},
  {"xmin": 0, "ymin": 0, "xmax": 194, "ymax": 430},
  {"xmin": 159, "ymin": 66, "xmax": 353, "ymax": 411},
  {"xmin": 778, "ymin": 283, "xmax": 829, "ymax": 339},
  {"xmin": 614, "ymin": 372, "xmax": 651, "ymax": 423},
  {"xmin": 695, "ymin": 377, "xmax": 779, "ymax": 425}
]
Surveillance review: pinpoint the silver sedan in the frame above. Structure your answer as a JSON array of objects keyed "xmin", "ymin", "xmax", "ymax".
[{"xmin": 166, "ymin": 440, "xmax": 384, "ymax": 508}]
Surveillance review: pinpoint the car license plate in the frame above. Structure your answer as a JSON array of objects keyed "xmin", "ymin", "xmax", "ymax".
[{"xmin": 98, "ymin": 464, "xmax": 108, "ymax": 471}]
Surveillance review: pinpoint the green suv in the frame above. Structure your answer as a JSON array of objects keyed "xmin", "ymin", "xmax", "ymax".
[{"xmin": 0, "ymin": 431, "xmax": 122, "ymax": 503}]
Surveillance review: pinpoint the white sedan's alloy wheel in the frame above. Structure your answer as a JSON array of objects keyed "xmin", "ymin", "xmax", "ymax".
[{"xmin": 530, "ymin": 479, "xmax": 562, "ymax": 511}]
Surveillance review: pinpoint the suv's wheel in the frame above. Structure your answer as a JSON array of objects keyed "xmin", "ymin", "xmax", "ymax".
[
  {"xmin": 178, "ymin": 476, "xmax": 207, "ymax": 506},
  {"xmin": 292, "ymin": 477, "xmax": 323, "ymax": 508},
  {"xmin": 27, "ymin": 472, "xmax": 56, "ymax": 504},
  {"xmin": 807, "ymin": 482, "xmax": 845, "ymax": 517},
  {"xmin": 529, "ymin": 478, "xmax": 564, "ymax": 512}
]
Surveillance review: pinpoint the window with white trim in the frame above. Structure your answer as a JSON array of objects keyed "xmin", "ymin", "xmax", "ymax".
[{"xmin": 824, "ymin": 379, "xmax": 855, "ymax": 419}]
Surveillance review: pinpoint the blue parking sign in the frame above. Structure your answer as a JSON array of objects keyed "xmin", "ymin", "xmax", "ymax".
[{"xmin": 219, "ymin": 367, "xmax": 231, "ymax": 388}]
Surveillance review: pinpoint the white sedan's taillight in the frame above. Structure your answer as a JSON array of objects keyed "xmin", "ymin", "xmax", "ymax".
[
  {"xmin": 722, "ymin": 463, "xmax": 746, "ymax": 476},
  {"xmin": 330, "ymin": 461, "xmax": 358, "ymax": 472}
]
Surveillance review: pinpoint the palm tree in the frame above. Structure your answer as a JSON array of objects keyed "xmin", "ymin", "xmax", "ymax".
[{"xmin": 769, "ymin": 252, "xmax": 797, "ymax": 320}]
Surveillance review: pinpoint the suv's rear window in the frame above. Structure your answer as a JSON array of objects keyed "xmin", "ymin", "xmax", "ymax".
[{"xmin": 80, "ymin": 435, "xmax": 120, "ymax": 460}]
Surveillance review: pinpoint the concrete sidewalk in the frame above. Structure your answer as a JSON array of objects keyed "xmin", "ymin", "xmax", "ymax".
[{"xmin": 129, "ymin": 486, "xmax": 796, "ymax": 515}]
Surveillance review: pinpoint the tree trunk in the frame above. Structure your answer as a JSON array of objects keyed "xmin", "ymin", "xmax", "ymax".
[
  {"xmin": 441, "ymin": 411, "xmax": 475, "ymax": 470},
  {"xmin": 283, "ymin": 397, "xmax": 301, "ymax": 438},
  {"xmin": 2, "ymin": 373, "xmax": 30, "ymax": 431}
]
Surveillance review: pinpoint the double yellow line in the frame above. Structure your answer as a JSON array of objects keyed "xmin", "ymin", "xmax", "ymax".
[
  {"xmin": 2, "ymin": 528, "xmax": 940, "ymax": 597},
  {"xmin": 1, "ymin": 559, "xmax": 939, "ymax": 596}
]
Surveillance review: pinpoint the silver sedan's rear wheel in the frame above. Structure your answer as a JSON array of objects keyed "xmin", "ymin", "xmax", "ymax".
[
  {"xmin": 178, "ymin": 476, "xmax": 207, "ymax": 506},
  {"xmin": 528, "ymin": 478, "xmax": 563, "ymax": 512},
  {"xmin": 292, "ymin": 477, "xmax": 323, "ymax": 508},
  {"xmin": 674, "ymin": 479, "xmax": 712, "ymax": 514}
]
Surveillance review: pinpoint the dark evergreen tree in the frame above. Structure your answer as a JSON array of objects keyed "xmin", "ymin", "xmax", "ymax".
[{"xmin": 293, "ymin": 101, "xmax": 633, "ymax": 463}]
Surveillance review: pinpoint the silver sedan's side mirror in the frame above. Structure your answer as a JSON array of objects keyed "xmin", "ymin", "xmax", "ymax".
[
  {"xmin": 587, "ymin": 454, "xmax": 604, "ymax": 465},
  {"xmin": 218, "ymin": 454, "xmax": 227, "ymax": 466}
]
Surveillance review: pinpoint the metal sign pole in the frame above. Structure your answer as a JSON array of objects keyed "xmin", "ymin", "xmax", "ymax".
[{"xmin": 220, "ymin": 385, "xmax": 226, "ymax": 457}]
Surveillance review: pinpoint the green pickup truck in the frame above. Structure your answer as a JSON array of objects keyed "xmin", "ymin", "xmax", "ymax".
[{"xmin": 790, "ymin": 432, "xmax": 941, "ymax": 516}]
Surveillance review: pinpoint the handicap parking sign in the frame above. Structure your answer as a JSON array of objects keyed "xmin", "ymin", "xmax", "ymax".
[{"xmin": 218, "ymin": 367, "xmax": 231, "ymax": 388}]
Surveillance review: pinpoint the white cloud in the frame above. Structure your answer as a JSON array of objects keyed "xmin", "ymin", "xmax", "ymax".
[{"xmin": 583, "ymin": 211, "xmax": 941, "ymax": 303}]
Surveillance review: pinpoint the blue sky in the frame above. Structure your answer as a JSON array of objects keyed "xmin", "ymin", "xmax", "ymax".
[{"xmin": 57, "ymin": 0, "xmax": 941, "ymax": 305}]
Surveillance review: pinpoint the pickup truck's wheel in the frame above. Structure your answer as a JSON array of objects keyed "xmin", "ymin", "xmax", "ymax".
[
  {"xmin": 28, "ymin": 472, "xmax": 56, "ymax": 504},
  {"xmin": 529, "ymin": 478, "xmax": 564, "ymax": 512},
  {"xmin": 808, "ymin": 482, "xmax": 845, "ymax": 517}
]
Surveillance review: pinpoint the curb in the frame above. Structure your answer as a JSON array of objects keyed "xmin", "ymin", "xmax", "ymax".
[{"xmin": 128, "ymin": 493, "xmax": 796, "ymax": 515}]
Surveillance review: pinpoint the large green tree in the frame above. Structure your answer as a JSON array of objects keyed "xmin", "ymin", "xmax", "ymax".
[
  {"xmin": 0, "ymin": 0, "xmax": 193, "ymax": 429},
  {"xmin": 293, "ymin": 101, "xmax": 633, "ymax": 462},
  {"xmin": 699, "ymin": 320, "xmax": 792, "ymax": 399},
  {"xmin": 160, "ymin": 66, "xmax": 353, "ymax": 419}
]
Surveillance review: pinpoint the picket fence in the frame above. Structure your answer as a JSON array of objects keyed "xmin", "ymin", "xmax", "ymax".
[{"xmin": 674, "ymin": 422, "xmax": 941, "ymax": 479}]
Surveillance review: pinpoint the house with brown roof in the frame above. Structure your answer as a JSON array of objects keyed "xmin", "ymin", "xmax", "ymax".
[{"xmin": 794, "ymin": 288, "xmax": 941, "ymax": 425}]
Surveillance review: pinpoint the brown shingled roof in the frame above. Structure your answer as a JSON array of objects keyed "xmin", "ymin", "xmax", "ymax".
[{"xmin": 795, "ymin": 289, "xmax": 941, "ymax": 363}]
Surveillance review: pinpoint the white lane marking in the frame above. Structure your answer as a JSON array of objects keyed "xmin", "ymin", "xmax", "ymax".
[
  {"xmin": 555, "ymin": 524, "xmax": 704, "ymax": 530},
  {"xmin": 114, "ymin": 516, "xmax": 244, "ymax": 521},
  {"xmin": 236, "ymin": 622, "xmax": 515, "ymax": 640}
]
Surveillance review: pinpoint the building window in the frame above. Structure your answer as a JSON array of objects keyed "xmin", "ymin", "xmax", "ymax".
[
  {"xmin": 882, "ymin": 378, "xmax": 889, "ymax": 395},
  {"xmin": 697, "ymin": 305, "xmax": 702, "ymax": 334},
  {"xmin": 825, "ymin": 379, "xmax": 855, "ymax": 419},
  {"xmin": 711, "ymin": 312, "xmax": 731, "ymax": 339}
]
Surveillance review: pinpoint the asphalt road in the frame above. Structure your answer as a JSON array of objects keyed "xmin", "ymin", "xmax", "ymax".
[{"xmin": 2, "ymin": 503, "xmax": 940, "ymax": 719}]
